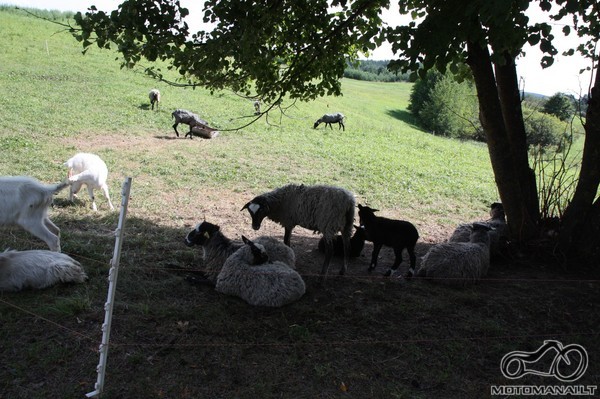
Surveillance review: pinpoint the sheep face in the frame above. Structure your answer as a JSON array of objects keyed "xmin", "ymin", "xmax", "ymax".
[
  {"xmin": 357, "ymin": 204, "xmax": 379, "ymax": 225},
  {"xmin": 185, "ymin": 222, "xmax": 220, "ymax": 247},
  {"xmin": 241, "ymin": 236, "xmax": 270, "ymax": 265},
  {"xmin": 241, "ymin": 199, "xmax": 269, "ymax": 231}
]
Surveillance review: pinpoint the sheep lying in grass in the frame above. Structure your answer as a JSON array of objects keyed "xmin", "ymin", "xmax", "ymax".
[
  {"xmin": 0, "ymin": 249, "xmax": 87, "ymax": 292},
  {"xmin": 0, "ymin": 176, "xmax": 69, "ymax": 252},
  {"xmin": 449, "ymin": 202, "xmax": 507, "ymax": 257},
  {"xmin": 184, "ymin": 221, "xmax": 295, "ymax": 284},
  {"xmin": 358, "ymin": 204, "xmax": 419, "ymax": 278},
  {"xmin": 149, "ymin": 89, "xmax": 161, "ymax": 110},
  {"xmin": 318, "ymin": 225, "xmax": 366, "ymax": 258},
  {"xmin": 171, "ymin": 109, "xmax": 218, "ymax": 139},
  {"xmin": 215, "ymin": 236, "xmax": 305, "ymax": 307},
  {"xmin": 313, "ymin": 113, "xmax": 345, "ymax": 131},
  {"xmin": 416, "ymin": 223, "xmax": 492, "ymax": 286},
  {"xmin": 64, "ymin": 152, "xmax": 115, "ymax": 211},
  {"xmin": 242, "ymin": 184, "xmax": 355, "ymax": 278}
]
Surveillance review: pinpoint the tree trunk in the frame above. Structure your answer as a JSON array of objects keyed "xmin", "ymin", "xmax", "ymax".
[
  {"xmin": 494, "ymin": 53, "xmax": 540, "ymax": 234},
  {"xmin": 466, "ymin": 41, "xmax": 539, "ymax": 243},
  {"xmin": 560, "ymin": 65, "xmax": 600, "ymax": 259}
]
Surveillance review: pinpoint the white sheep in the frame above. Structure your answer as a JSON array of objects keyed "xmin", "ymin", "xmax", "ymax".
[
  {"xmin": 416, "ymin": 223, "xmax": 493, "ymax": 286},
  {"xmin": 313, "ymin": 113, "xmax": 345, "ymax": 131},
  {"xmin": 215, "ymin": 236, "xmax": 305, "ymax": 307},
  {"xmin": 149, "ymin": 89, "xmax": 161, "ymax": 110},
  {"xmin": 0, "ymin": 176, "xmax": 69, "ymax": 252},
  {"xmin": 0, "ymin": 249, "xmax": 87, "ymax": 292},
  {"xmin": 241, "ymin": 183, "xmax": 355, "ymax": 278},
  {"xmin": 449, "ymin": 202, "xmax": 507, "ymax": 257},
  {"xmin": 64, "ymin": 152, "xmax": 115, "ymax": 211},
  {"xmin": 184, "ymin": 221, "xmax": 296, "ymax": 284}
]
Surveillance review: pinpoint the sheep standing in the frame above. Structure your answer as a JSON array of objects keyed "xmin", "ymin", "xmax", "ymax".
[
  {"xmin": 171, "ymin": 109, "xmax": 218, "ymax": 139},
  {"xmin": 253, "ymin": 100, "xmax": 261, "ymax": 115},
  {"xmin": 149, "ymin": 89, "xmax": 161, "ymax": 110},
  {"xmin": 0, "ymin": 176, "xmax": 69, "ymax": 252},
  {"xmin": 449, "ymin": 202, "xmax": 507, "ymax": 257},
  {"xmin": 64, "ymin": 152, "xmax": 114, "ymax": 211},
  {"xmin": 357, "ymin": 204, "xmax": 419, "ymax": 278},
  {"xmin": 216, "ymin": 236, "xmax": 305, "ymax": 307},
  {"xmin": 184, "ymin": 221, "xmax": 295, "ymax": 284},
  {"xmin": 0, "ymin": 249, "xmax": 87, "ymax": 292},
  {"xmin": 318, "ymin": 225, "xmax": 366, "ymax": 258},
  {"xmin": 416, "ymin": 223, "xmax": 492, "ymax": 286},
  {"xmin": 313, "ymin": 113, "xmax": 345, "ymax": 131},
  {"xmin": 241, "ymin": 184, "xmax": 355, "ymax": 277}
]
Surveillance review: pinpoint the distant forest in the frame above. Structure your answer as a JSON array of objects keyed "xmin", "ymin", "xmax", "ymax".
[{"xmin": 344, "ymin": 60, "xmax": 411, "ymax": 82}]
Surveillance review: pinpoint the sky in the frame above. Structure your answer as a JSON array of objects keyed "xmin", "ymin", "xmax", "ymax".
[{"xmin": 2, "ymin": 0, "xmax": 594, "ymax": 97}]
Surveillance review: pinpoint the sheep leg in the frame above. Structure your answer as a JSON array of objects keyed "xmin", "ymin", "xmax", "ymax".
[
  {"xmin": 339, "ymin": 121, "xmax": 345, "ymax": 131},
  {"xmin": 86, "ymin": 186, "xmax": 98, "ymax": 211},
  {"xmin": 283, "ymin": 228, "xmax": 293, "ymax": 246},
  {"xmin": 185, "ymin": 126, "xmax": 194, "ymax": 139},
  {"xmin": 327, "ymin": 122, "xmax": 333, "ymax": 130},
  {"xmin": 101, "ymin": 184, "xmax": 115, "ymax": 211},
  {"xmin": 385, "ymin": 247, "xmax": 405, "ymax": 277},
  {"xmin": 368, "ymin": 243, "xmax": 383, "ymax": 272},
  {"xmin": 320, "ymin": 242, "xmax": 333, "ymax": 279},
  {"xmin": 22, "ymin": 221, "xmax": 61, "ymax": 252},
  {"xmin": 405, "ymin": 245, "xmax": 417, "ymax": 279},
  {"xmin": 69, "ymin": 181, "xmax": 83, "ymax": 201},
  {"xmin": 172, "ymin": 123, "xmax": 180, "ymax": 137},
  {"xmin": 44, "ymin": 217, "xmax": 60, "ymax": 236}
]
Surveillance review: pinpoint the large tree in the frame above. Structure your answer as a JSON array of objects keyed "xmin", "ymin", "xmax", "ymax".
[{"xmin": 71, "ymin": 0, "xmax": 600, "ymax": 261}]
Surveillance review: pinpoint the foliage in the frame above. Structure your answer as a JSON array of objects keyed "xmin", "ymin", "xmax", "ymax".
[
  {"xmin": 543, "ymin": 92, "xmax": 575, "ymax": 121},
  {"xmin": 523, "ymin": 105, "xmax": 570, "ymax": 148},
  {"xmin": 343, "ymin": 59, "xmax": 410, "ymax": 82}
]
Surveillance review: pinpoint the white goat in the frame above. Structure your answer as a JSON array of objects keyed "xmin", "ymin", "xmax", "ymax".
[
  {"xmin": 0, "ymin": 176, "xmax": 68, "ymax": 252},
  {"xmin": 149, "ymin": 89, "xmax": 161, "ymax": 110},
  {"xmin": 0, "ymin": 249, "xmax": 87, "ymax": 292},
  {"xmin": 64, "ymin": 152, "xmax": 115, "ymax": 211}
]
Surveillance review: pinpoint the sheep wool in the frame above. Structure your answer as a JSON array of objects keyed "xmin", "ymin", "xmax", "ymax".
[
  {"xmin": 449, "ymin": 202, "xmax": 507, "ymax": 257},
  {"xmin": 216, "ymin": 241, "xmax": 305, "ymax": 307},
  {"xmin": 0, "ymin": 250, "xmax": 87, "ymax": 292},
  {"xmin": 417, "ymin": 223, "xmax": 492, "ymax": 286}
]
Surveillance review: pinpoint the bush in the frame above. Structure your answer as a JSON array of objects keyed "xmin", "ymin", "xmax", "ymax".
[{"xmin": 523, "ymin": 106, "xmax": 568, "ymax": 149}]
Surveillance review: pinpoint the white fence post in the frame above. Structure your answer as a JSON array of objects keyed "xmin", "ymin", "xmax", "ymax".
[{"xmin": 86, "ymin": 177, "xmax": 132, "ymax": 398}]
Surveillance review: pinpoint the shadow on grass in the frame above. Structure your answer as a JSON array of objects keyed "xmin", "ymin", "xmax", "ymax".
[{"xmin": 386, "ymin": 109, "xmax": 424, "ymax": 131}]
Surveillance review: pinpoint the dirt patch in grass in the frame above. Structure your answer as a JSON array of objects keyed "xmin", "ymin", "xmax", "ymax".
[{"xmin": 1, "ymin": 135, "xmax": 598, "ymax": 399}]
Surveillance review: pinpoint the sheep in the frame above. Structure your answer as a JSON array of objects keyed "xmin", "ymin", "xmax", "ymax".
[
  {"xmin": 317, "ymin": 225, "xmax": 366, "ymax": 258},
  {"xmin": 253, "ymin": 100, "xmax": 261, "ymax": 115},
  {"xmin": 416, "ymin": 222, "xmax": 493, "ymax": 286},
  {"xmin": 184, "ymin": 221, "xmax": 295, "ymax": 284},
  {"xmin": 215, "ymin": 236, "xmax": 305, "ymax": 307},
  {"xmin": 0, "ymin": 249, "xmax": 87, "ymax": 292},
  {"xmin": 171, "ymin": 109, "xmax": 216, "ymax": 139},
  {"xmin": 241, "ymin": 184, "xmax": 356, "ymax": 278},
  {"xmin": 0, "ymin": 176, "xmax": 69, "ymax": 252},
  {"xmin": 448, "ymin": 202, "xmax": 507, "ymax": 257},
  {"xmin": 149, "ymin": 89, "xmax": 161, "ymax": 110},
  {"xmin": 313, "ymin": 113, "xmax": 345, "ymax": 131},
  {"xmin": 64, "ymin": 152, "xmax": 115, "ymax": 211},
  {"xmin": 357, "ymin": 204, "xmax": 419, "ymax": 278}
]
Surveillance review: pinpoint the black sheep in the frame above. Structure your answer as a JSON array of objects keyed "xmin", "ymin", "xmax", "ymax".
[
  {"xmin": 317, "ymin": 225, "xmax": 366, "ymax": 258},
  {"xmin": 358, "ymin": 204, "xmax": 419, "ymax": 278}
]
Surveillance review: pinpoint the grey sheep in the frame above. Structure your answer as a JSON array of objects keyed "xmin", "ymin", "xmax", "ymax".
[
  {"xmin": 215, "ymin": 236, "xmax": 306, "ymax": 307},
  {"xmin": 241, "ymin": 184, "xmax": 355, "ymax": 278},
  {"xmin": 0, "ymin": 249, "xmax": 87, "ymax": 292},
  {"xmin": 416, "ymin": 223, "xmax": 493, "ymax": 286},
  {"xmin": 184, "ymin": 221, "xmax": 295, "ymax": 284},
  {"xmin": 449, "ymin": 202, "xmax": 507, "ymax": 257},
  {"xmin": 172, "ymin": 109, "xmax": 215, "ymax": 139},
  {"xmin": 149, "ymin": 89, "xmax": 161, "ymax": 110},
  {"xmin": 313, "ymin": 113, "xmax": 345, "ymax": 131}
]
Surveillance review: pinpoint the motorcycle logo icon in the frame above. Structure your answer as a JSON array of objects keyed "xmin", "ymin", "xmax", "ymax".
[{"xmin": 501, "ymin": 340, "xmax": 588, "ymax": 382}]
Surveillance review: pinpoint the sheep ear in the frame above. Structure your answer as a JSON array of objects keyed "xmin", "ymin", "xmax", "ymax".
[{"xmin": 241, "ymin": 235, "xmax": 250, "ymax": 244}]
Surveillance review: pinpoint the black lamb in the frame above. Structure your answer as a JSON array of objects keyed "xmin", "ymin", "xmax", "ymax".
[
  {"xmin": 317, "ymin": 225, "xmax": 366, "ymax": 258},
  {"xmin": 358, "ymin": 204, "xmax": 419, "ymax": 278}
]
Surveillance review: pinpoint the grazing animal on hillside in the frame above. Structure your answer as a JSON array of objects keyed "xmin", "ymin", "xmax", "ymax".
[
  {"xmin": 215, "ymin": 236, "xmax": 305, "ymax": 307},
  {"xmin": 149, "ymin": 89, "xmax": 161, "ymax": 110},
  {"xmin": 0, "ymin": 176, "xmax": 69, "ymax": 252},
  {"xmin": 242, "ymin": 184, "xmax": 355, "ymax": 278},
  {"xmin": 184, "ymin": 221, "xmax": 295, "ymax": 284},
  {"xmin": 313, "ymin": 113, "xmax": 345, "ymax": 131},
  {"xmin": 0, "ymin": 249, "xmax": 87, "ymax": 292},
  {"xmin": 171, "ymin": 109, "xmax": 218, "ymax": 139},
  {"xmin": 357, "ymin": 204, "xmax": 419, "ymax": 278},
  {"xmin": 64, "ymin": 152, "xmax": 115, "ymax": 211},
  {"xmin": 416, "ymin": 223, "xmax": 493, "ymax": 286}
]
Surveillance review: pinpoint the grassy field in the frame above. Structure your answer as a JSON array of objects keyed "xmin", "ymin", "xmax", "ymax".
[{"xmin": 0, "ymin": 7, "xmax": 598, "ymax": 399}]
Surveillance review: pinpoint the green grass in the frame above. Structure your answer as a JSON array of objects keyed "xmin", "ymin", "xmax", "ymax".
[{"xmin": 0, "ymin": 7, "xmax": 598, "ymax": 399}]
